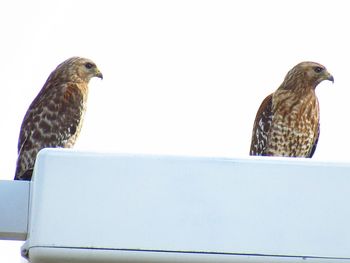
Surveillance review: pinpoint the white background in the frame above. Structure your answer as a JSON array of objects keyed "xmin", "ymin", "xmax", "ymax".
[{"xmin": 0, "ymin": 0, "xmax": 348, "ymax": 262}]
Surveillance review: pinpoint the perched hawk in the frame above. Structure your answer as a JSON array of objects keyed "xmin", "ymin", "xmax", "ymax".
[
  {"xmin": 250, "ymin": 61, "xmax": 333, "ymax": 158},
  {"xmin": 14, "ymin": 57, "xmax": 103, "ymax": 180}
]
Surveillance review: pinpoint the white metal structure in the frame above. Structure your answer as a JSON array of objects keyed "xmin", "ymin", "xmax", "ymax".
[
  {"xmin": 1, "ymin": 149, "xmax": 350, "ymax": 262},
  {"xmin": 0, "ymin": 180, "xmax": 28, "ymax": 240}
]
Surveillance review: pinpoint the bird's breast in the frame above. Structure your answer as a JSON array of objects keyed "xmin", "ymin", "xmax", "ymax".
[{"xmin": 267, "ymin": 93, "xmax": 319, "ymax": 157}]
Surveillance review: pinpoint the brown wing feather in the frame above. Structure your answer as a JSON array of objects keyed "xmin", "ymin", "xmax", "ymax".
[
  {"xmin": 307, "ymin": 123, "xmax": 320, "ymax": 158},
  {"xmin": 15, "ymin": 82, "xmax": 85, "ymax": 180},
  {"xmin": 249, "ymin": 94, "xmax": 273, "ymax": 156}
]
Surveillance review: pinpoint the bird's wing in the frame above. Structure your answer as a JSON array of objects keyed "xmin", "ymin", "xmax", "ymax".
[
  {"xmin": 307, "ymin": 123, "xmax": 320, "ymax": 158},
  {"xmin": 17, "ymin": 81, "xmax": 55, "ymax": 153},
  {"xmin": 17, "ymin": 82, "xmax": 84, "ymax": 152},
  {"xmin": 249, "ymin": 93, "xmax": 273, "ymax": 156},
  {"xmin": 15, "ymin": 82, "xmax": 84, "ymax": 180}
]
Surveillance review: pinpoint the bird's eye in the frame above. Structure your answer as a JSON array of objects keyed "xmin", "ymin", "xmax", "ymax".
[
  {"xmin": 314, "ymin": 66, "xmax": 324, "ymax": 73},
  {"xmin": 85, "ymin": 62, "xmax": 93, "ymax": 69}
]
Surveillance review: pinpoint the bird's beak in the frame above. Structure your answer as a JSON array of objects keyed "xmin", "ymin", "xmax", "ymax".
[
  {"xmin": 325, "ymin": 71, "xmax": 334, "ymax": 83},
  {"xmin": 95, "ymin": 69, "xmax": 103, "ymax": 80}
]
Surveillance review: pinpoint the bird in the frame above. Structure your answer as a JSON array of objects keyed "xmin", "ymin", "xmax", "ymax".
[
  {"xmin": 249, "ymin": 61, "xmax": 333, "ymax": 158},
  {"xmin": 14, "ymin": 57, "xmax": 103, "ymax": 180}
]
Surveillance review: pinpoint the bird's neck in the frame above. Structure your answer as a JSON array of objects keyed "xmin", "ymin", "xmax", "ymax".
[{"xmin": 272, "ymin": 87, "xmax": 317, "ymax": 118}]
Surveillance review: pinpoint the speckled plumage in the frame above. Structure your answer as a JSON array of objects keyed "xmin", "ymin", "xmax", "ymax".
[
  {"xmin": 14, "ymin": 57, "xmax": 103, "ymax": 180},
  {"xmin": 250, "ymin": 61, "xmax": 333, "ymax": 158}
]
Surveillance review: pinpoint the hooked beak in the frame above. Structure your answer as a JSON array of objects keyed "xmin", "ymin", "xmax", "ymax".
[
  {"xmin": 95, "ymin": 69, "xmax": 103, "ymax": 80},
  {"xmin": 325, "ymin": 71, "xmax": 334, "ymax": 83},
  {"xmin": 328, "ymin": 74, "xmax": 334, "ymax": 83}
]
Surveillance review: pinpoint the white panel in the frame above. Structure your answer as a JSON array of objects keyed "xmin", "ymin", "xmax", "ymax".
[{"xmin": 23, "ymin": 149, "xmax": 350, "ymax": 262}]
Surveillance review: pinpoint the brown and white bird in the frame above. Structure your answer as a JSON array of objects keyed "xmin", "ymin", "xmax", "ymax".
[
  {"xmin": 14, "ymin": 57, "xmax": 103, "ymax": 180},
  {"xmin": 249, "ymin": 61, "xmax": 333, "ymax": 158}
]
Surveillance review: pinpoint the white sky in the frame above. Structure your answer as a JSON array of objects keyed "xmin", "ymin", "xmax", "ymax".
[{"xmin": 1, "ymin": 0, "xmax": 349, "ymax": 262}]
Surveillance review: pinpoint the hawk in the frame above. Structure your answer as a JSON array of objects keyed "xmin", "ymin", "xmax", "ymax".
[
  {"xmin": 249, "ymin": 61, "xmax": 333, "ymax": 157},
  {"xmin": 14, "ymin": 57, "xmax": 103, "ymax": 180}
]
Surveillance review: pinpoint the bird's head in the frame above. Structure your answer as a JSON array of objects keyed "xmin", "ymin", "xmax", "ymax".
[
  {"xmin": 55, "ymin": 57, "xmax": 103, "ymax": 83},
  {"xmin": 282, "ymin": 61, "xmax": 333, "ymax": 91},
  {"xmin": 300, "ymin": 61, "xmax": 333, "ymax": 86}
]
